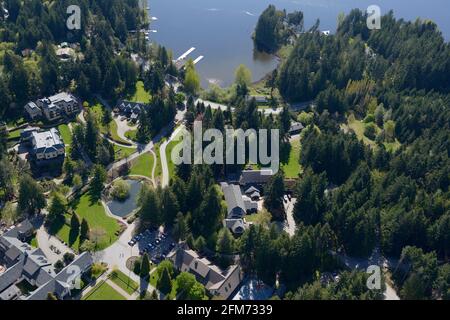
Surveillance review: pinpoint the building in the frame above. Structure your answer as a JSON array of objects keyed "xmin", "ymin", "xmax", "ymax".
[
  {"xmin": 239, "ymin": 169, "xmax": 274, "ymax": 187},
  {"xmin": 0, "ymin": 224, "xmax": 93, "ymax": 300},
  {"xmin": 221, "ymin": 183, "xmax": 258, "ymax": 235},
  {"xmin": 28, "ymin": 128, "xmax": 65, "ymax": 162},
  {"xmin": 116, "ymin": 101, "xmax": 145, "ymax": 122},
  {"xmin": 25, "ymin": 92, "xmax": 80, "ymax": 122},
  {"xmin": 289, "ymin": 121, "xmax": 304, "ymax": 135},
  {"xmin": 168, "ymin": 244, "xmax": 243, "ymax": 300},
  {"xmin": 24, "ymin": 102, "xmax": 42, "ymax": 120}
]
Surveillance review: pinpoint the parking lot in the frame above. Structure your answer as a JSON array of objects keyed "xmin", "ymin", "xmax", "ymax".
[{"xmin": 128, "ymin": 228, "xmax": 175, "ymax": 264}]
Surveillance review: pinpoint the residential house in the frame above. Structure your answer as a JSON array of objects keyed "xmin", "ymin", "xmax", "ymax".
[
  {"xmin": 22, "ymin": 128, "xmax": 65, "ymax": 164},
  {"xmin": 0, "ymin": 224, "xmax": 93, "ymax": 300},
  {"xmin": 221, "ymin": 183, "xmax": 258, "ymax": 235},
  {"xmin": 25, "ymin": 92, "xmax": 80, "ymax": 122},
  {"xmin": 24, "ymin": 102, "xmax": 42, "ymax": 120},
  {"xmin": 168, "ymin": 244, "xmax": 243, "ymax": 300},
  {"xmin": 289, "ymin": 121, "xmax": 304, "ymax": 135}
]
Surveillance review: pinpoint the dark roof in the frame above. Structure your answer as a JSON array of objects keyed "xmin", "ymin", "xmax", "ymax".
[{"xmin": 239, "ymin": 170, "xmax": 273, "ymax": 185}]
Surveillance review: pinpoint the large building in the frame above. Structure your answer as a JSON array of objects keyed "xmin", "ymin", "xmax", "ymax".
[
  {"xmin": 221, "ymin": 183, "xmax": 258, "ymax": 235},
  {"xmin": 22, "ymin": 128, "xmax": 65, "ymax": 163},
  {"xmin": 168, "ymin": 244, "xmax": 243, "ymax": 300},
  {"xmin": 25, "ymin": 92, "xmax": 80, "ymax": 122},
  {"xmin": 0, "ymin": 222, "xmax": 93, "ymax": 300}
]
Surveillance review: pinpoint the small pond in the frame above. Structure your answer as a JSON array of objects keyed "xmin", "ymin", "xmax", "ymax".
[{"xmin": 107, "ymin": 179, "xmax": 143, "ymax": 218}]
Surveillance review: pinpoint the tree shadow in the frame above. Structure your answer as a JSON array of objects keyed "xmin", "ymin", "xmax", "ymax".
[
  {"xmin": 280, "ymin": 141, "xmax": 292, "ymax": 165},
  {"xmin": 68, "ymin": 228, "xmax": 80, "ymax": 247},
  {"xmin": 47, "ymin": 215, "xmax": 65, "ymax": 236}
]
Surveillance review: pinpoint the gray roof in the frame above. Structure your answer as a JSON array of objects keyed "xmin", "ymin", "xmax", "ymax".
[
  {"xmin": 0, "ymin": 284, "xmax": 21, "ymax": 300},
  {"xmin": 32, "ymin": 128, "xmax": 65, "ymax": 153},
  {"xmin": 224, "ymin": 219, "xmax": 246, "ymax": 234},
  {"xmin": 0, "ymin": 224, "xmax": 92, "ymax": 300},
  {"xmin": 169, "ymin": 245, "xmax": 242, "ymax": 299},
  {"xmin": 244, "ymin": 186, "xmax": 260, "ymax": 195},
  {"xmin": 239, "ymin": 170, "xmax": 273, "ymax": 185},
  {"xmin": 221, "ymin": 183, "xmax": 246, "ymax": 218},
  {"xmin": 289, "ymin": 121, "xmax": 304, "ymax": 133}
]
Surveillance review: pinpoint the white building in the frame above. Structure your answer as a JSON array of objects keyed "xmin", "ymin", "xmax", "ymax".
[{"xmin": 30, "ymin": 128, "xmax": 65, "ymax": 161}]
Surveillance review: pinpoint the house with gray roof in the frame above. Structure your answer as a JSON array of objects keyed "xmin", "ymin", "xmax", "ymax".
[
  {"xmin": 221, "ymin": 183, "xmax": 258, "ymax": 235},
  {"xmin": 0, "ymin": 224, "xmax": 92, "ymax": 300},
  {"xmin": 22, "ymin": 128, "xmax": 65, "ymax": 164},
  {"xmin": 168, "ymin": 244, "xmax": 243, "ymax": 300},
  {"xmin": 25, "ymin": 92, "xmax": 80, "ymax": 122}
]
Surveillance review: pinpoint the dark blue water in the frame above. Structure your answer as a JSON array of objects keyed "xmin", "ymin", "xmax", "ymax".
[
  {"xmin": 148, "ymin": 0, "xmax": 450, "ymax": 88},
  {"xmin": 107, "ymin": 180, "xmax": 143, "ymax": 218}
]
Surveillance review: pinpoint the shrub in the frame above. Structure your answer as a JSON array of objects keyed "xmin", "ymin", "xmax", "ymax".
[
  {"xmin": 364, "ymin": 123, "xmax": 377, "ymax": 140},
  {"xmin": 111, "ymin": 180, "xmax": 130, "ymax": 201}
]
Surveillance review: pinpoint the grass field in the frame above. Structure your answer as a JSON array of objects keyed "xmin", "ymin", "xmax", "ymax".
[
  {"xmin": 125, "ymin": 129, "xmax": 138, "ymax": 141},
  {"xmin": 245, "ymin": 209, "xmax": 272, "ymax": 226},
  {"xmin": 58, "ymin": 124, "xmax": 72, "ymax": 145},
  {"xmin": 69, "ymin": 193, "xmax": 120, "ymax": 250},
  {"xmin": 114, "ymin": 145, "xmax": 137, "ymax": 161},
  {"xmin": 82, "ymin": 281, "xmax": 126, "ymax": 301},
  {"xmin": 282, "ymin": 137, "xmax": 302, "ymax": 179},
  {"xmin": 164, "ymin": 134, "xmax": 183, "ymax": 181},
  {"xmin": 130, "ymin": 152, "xmax": 154, "ymax": 178},
  {"xmin": 342, "ymin": 117, "xmax": 401, "ymax": 152},
  {"xmin": 7, "ymin": 129, "xmax": 21, "ymax": 140},
  {"xmin": 129, "ymin": 81, "xmax": 151, "ymax": 103},
  {"xmin": 110, "ymin": 270, "xmax": 139, "ymax": 295},
  {"xmin": 57, "ymin": 223, "xmax": 80, "ymax": 249}
]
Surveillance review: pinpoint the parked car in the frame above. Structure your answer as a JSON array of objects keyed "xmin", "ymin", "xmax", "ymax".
[{"xmin": 128, "ymin": 240, "xmax": 136, "ymax": 246}]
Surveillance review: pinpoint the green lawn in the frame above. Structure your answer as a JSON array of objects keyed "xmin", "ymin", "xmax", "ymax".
[
  {"xmin": 110, "ymin": 270, "xmax": 139, "ymax": 295},
  {"xmin": 282, "ymin": 137, "xmax": 302, "ymax": 179},
  {"xmin": 57, "ymin": 223, "xmax": 80, "ymax": 249},
  {"xmin": 245, "ymin": 209, "xmax": 272, "ymax": 226},
  {"xmin": 114, "ymin": 145, "xmax": 137, "ymax": 161},
  {"xmin": 342, "ymin": 117, "xmax": 401, "ymax": 152},
  {"xmin": 164, "ymin": 132, "xmax": 184, "ymax": 180},
  {"xmin": 7, "ymin": 129, "xmax": 21, "ymax": 140},
  {"xmin": 129, "ymin": 81, "xmax": 151, "ymax": 103},
  {"xmin": 82, "ymin": 281, "xmax": 126, "ymax": 301},
  {"xmin": 58, "ymin": 124, "xmax": 72, "ymax": 145},
  {"xmin": 69, "ymin": 193, "xmax": 120, "ymax": 250},
  {"xmin": 125, "ymin": 129, "xmax": 138, "ymax": 141},
  {"xmin": 130, "ymin": 152, "xmax": 154, "ymax": 178}
]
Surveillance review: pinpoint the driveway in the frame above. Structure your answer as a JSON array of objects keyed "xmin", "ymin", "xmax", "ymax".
[
  {"xmin": 36, "ymin": 225, "xmax": 74, "ymax": 264},
  {"xmin": 159, "ymin": 125, "xmax": 185, "ymax": 187}
]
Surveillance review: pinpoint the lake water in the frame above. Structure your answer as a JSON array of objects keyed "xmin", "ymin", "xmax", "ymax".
[
  {"xmin": 148, "ymin": 0, "xmax": 450, "ymax": 88},
  {"xmin": 107, "ymin": 180, "xmax": 143, "ymax": 218}
]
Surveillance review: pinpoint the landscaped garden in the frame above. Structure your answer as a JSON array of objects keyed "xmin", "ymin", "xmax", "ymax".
[
  {"xmin": 53, "ymin": 192, "xmax": 121, "ymax": 251},
  {"xmin": 82, "ymin": 281, "xmax": 126, "ymax": 300}
]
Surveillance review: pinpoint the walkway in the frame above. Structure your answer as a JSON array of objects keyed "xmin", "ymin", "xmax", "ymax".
[{"xmin": 159, "ymin": 125, "xmax": 185, "ymax": 187}]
